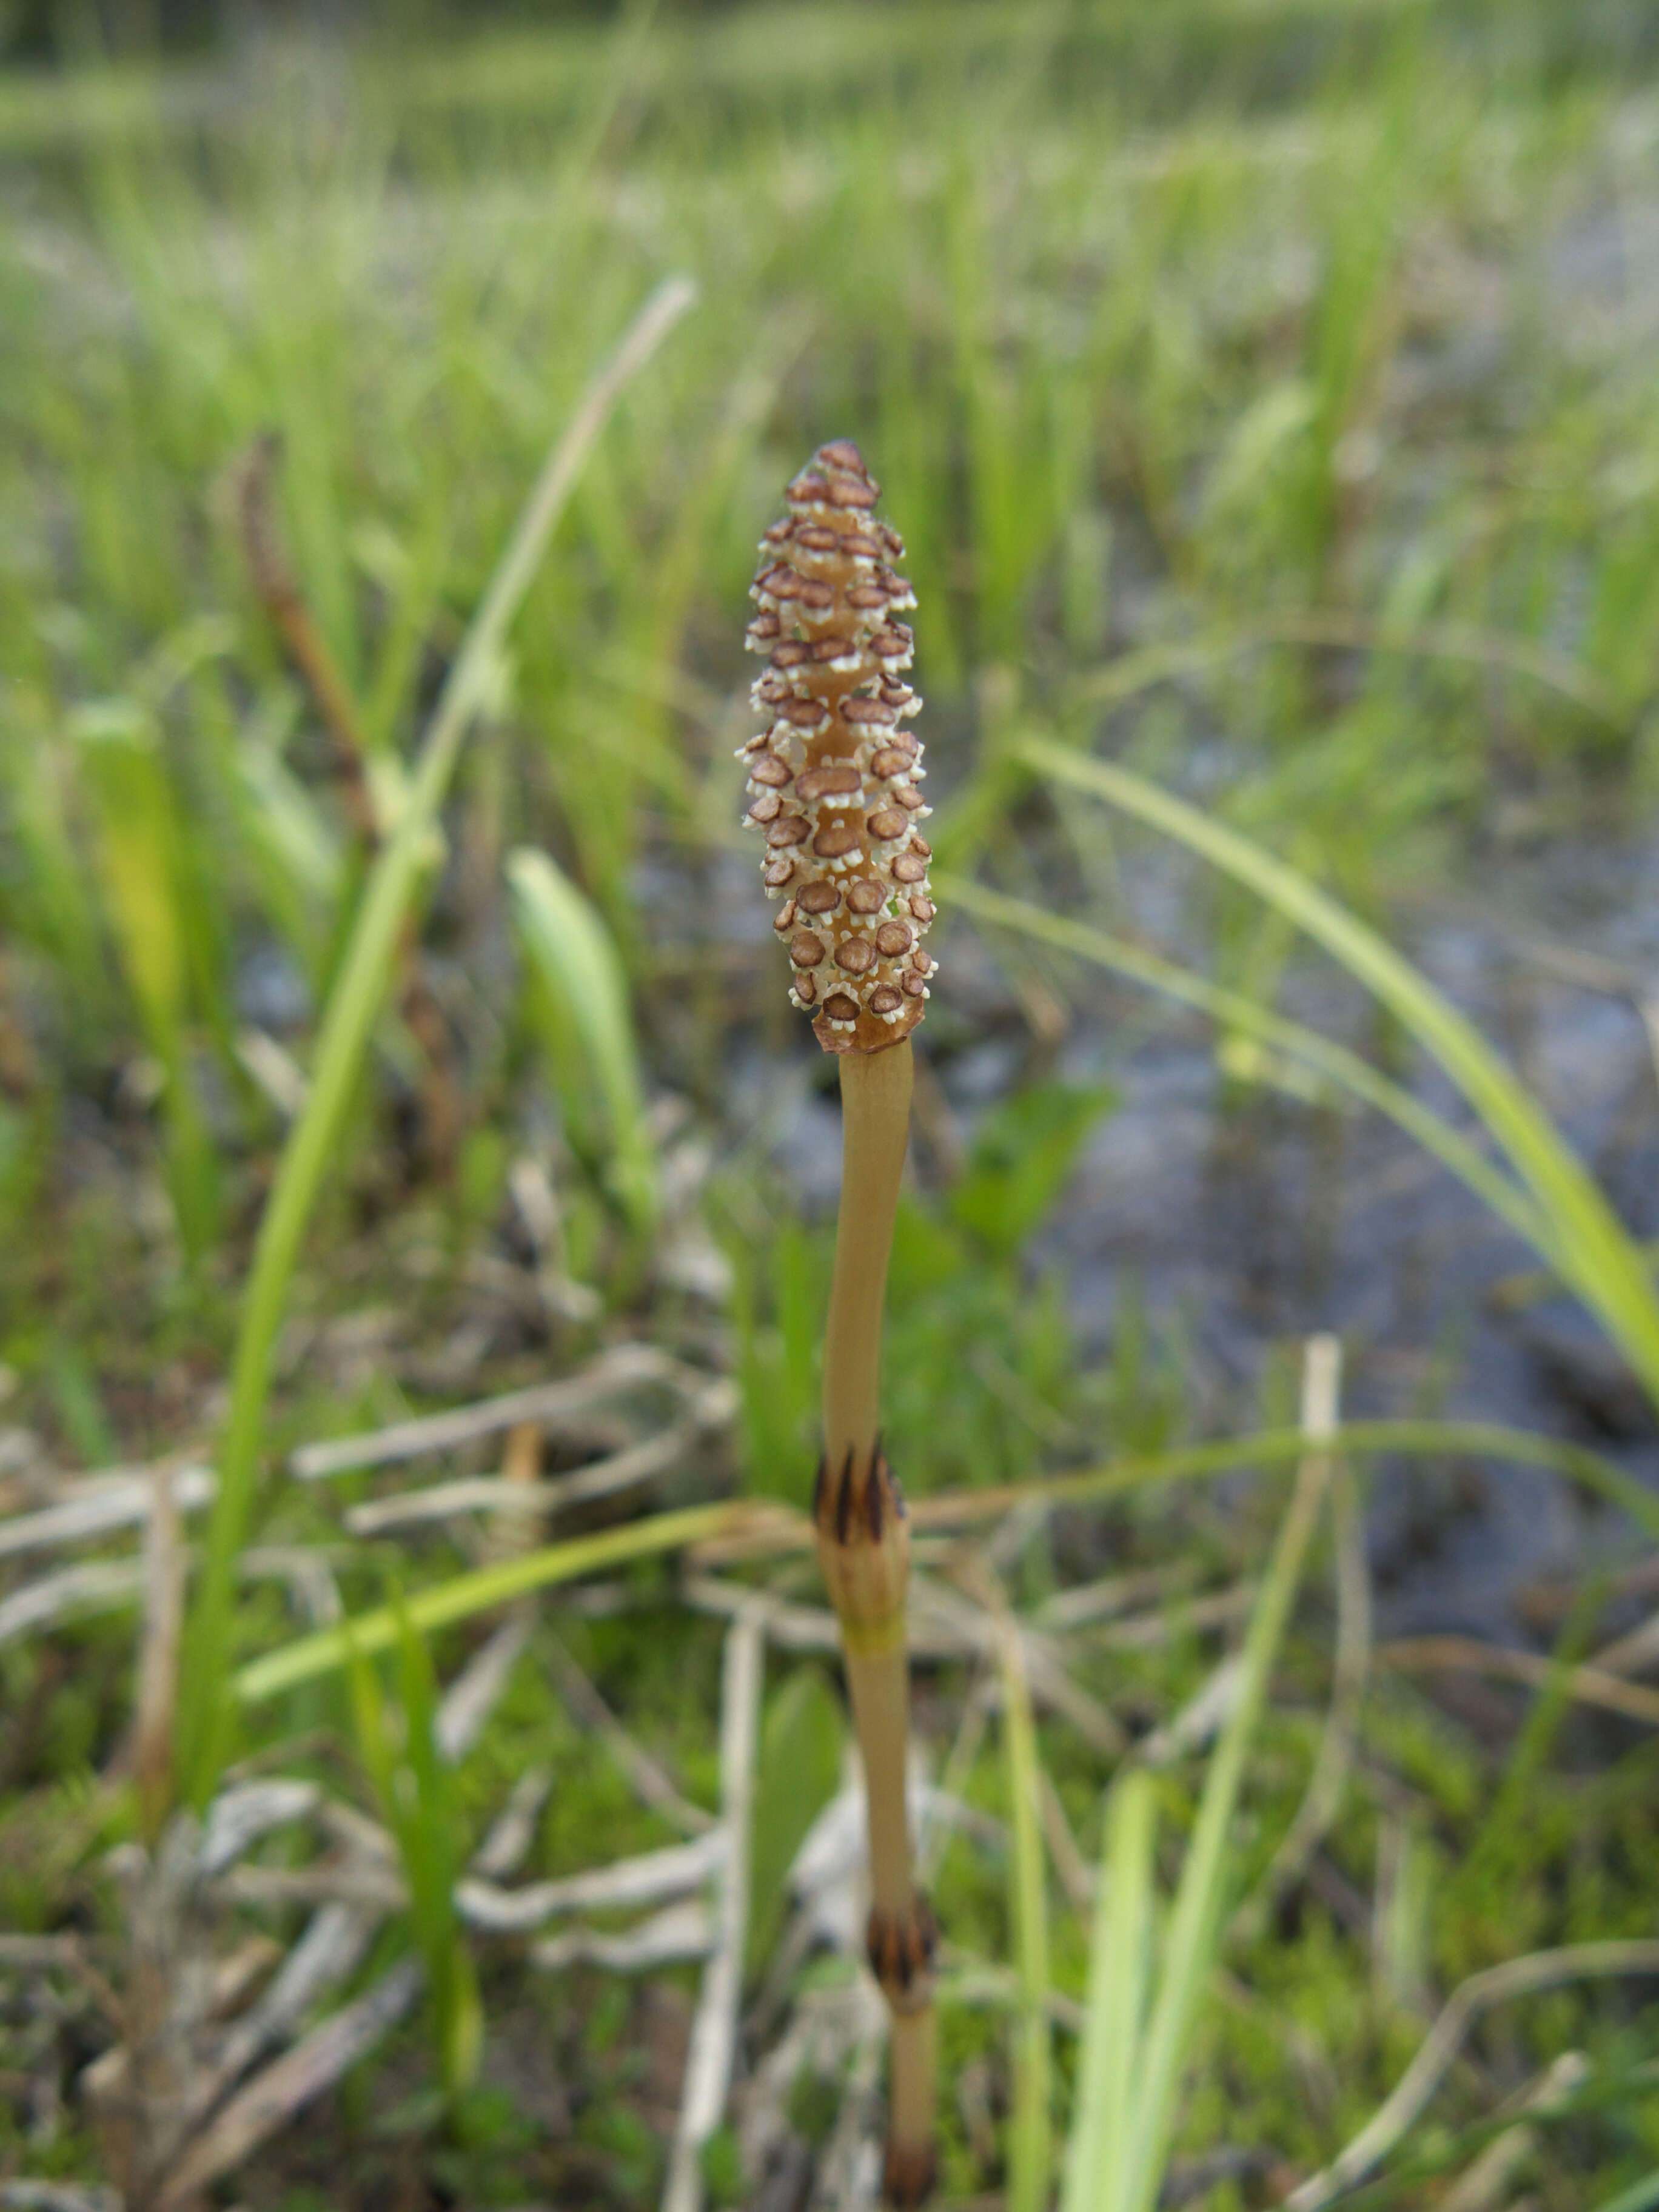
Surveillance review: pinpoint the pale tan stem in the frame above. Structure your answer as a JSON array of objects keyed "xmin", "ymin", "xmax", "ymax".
[
  {"xmin": 845, "ymin": 1643, "xmax": 913, "ymax": 1914},
  {"xmin": 888, "ymin": 2011, "xmax": 937, "ymax": 2196},
  {"xmin": 823, "ymin": 1041, "xmax": 913, "ymax": 1484},
  {"xmin": 814, "ymin": 1036, "xmax": 935, "ymax": 2206}
]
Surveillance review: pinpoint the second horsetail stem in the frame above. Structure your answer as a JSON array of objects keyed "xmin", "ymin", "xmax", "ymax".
[{"xmin": 742, "ymin": 441, "xmax": 938, "ymax": 2206}]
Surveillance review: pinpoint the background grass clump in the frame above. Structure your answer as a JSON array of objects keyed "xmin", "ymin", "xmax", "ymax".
[{"xmin": 4, "ymin": 0, "xmax": 1659, "ymax": 2204}]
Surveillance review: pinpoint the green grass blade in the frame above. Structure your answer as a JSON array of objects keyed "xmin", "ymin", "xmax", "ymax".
[
  {"xmin": 344, "ymin": 1618, "xmax": 397, "ymax": 1818},
  {"xmin": 746, "ymin": 1668, "xmax": 842, "ymax": 1977},
  {"xmin": 1017, "ymin": 737, "xmax": 1659, "ymax": 1409},
  {"xmin": 176, "ymin": 276, "xmax": 696, "ymax": 1807},
  {"xmin": 939, "ymin": 872, "xmax": 1558, "ymax": 1267},
  {"xmin": 1119, "ymin": 1410, "xmax": 1335, "ymax": 2210},
  {"xmin": 508, "ymin": 845, "xmax": 657, "ymax": 1233},
  {"xmin": 725, "ymin": 1215, "xmax": 825, "ymax": 1499},
  {"xmin": 233, "ymin": 737, "xmax": 347, "ymax": 978},
  {"xmin": 1061, "ymin": 1768, "xmax": 1155, "ymax": 2212},
  {"xmin": 1067, "ymin": 614, "xmax": 1627, "ymax": 734},
  {"xmin": 919, "ymin": 1419, "xmax": 1659, "ymax": 1552},
  {"xmin": 233, "ymin": 1416, "xmax": 1659, "ymax": 1708},
  {"xmin": 1593, "ymin": 2176, "xmax": 1659, "ymax": 2212},
  {"xmin": 232, "ymin": 1502, "xmax": 735, "ymax": 1706},
  {"xmin": 347, "ymin": 1600, "xmax": 481, "ymax": 2110},
  {"xmin": 390, "ymin": 1594, "xmax": 481, "ymax": 2105},
  {"xmin": 70, "ymin": 705, "xmax": 222, "ymax": 1262},
  {"xmin": 999, "ymin": 1615, "xmax": 1052, "ymax": 2212}
]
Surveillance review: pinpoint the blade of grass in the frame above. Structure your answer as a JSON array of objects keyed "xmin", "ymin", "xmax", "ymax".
[
  {"xmin": 176, "ymin": 274, "xmax": 697, "ymax": 1807},
  {"xmin": 508, "ymin": 845, "xmax": 657, "ymax": 1234},
  {"xmin": 231, "ymin": 1415, "xmax": 1659, "ymax": 1708},
  {"xmin": 346, "ymin": 1611, "xmax": 480, "ymax": 2108},
  {"xmin": 1594, "ymin": 2176, "xmax": 1659, "ymax": 2212},
  {"xmin": 939, "ymin": 872, "xmax": 1558, "ymax": 1267},
  {"xmin": 389, "ymin": 1596, "xmax": 482, "ymax": 2106},
  {"xmin": 1017, "ymin": 736, "xmax": 1659, "ymax": 1409},
  {"xmin": 71, "ymin": 703, "xmax": 223, "ymax": 1264},
  {"xmin": 996, "ymin": 1603, "xmax": 1051, "ymax": 2212},
  {"xmin": 905, "ymin": 1418, "xmax": 1659, "ymax": 1550},
  {"xmin": 1067, "ymin": 612, "xmax": 1629, "ymax": 734},
  {"xmin": 233, "ymin": 1502, "xmax": 740, "ymax": 1706},
  {"xmin": 1119, "ymin": 1336, "xmax": 1340, "ymax": 2212},
  {"xmin": 1060, "ymin": 1768, "xmax": 1155, "ymax": 2212}
]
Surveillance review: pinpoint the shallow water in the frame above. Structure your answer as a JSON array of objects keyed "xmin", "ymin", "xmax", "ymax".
[{"xmin": 1057, "ymin": 827, "xmax": 1659, "ymax": 1641}]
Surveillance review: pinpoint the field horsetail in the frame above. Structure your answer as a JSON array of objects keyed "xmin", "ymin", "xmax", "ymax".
[
  {"xmin": 741, "ymin": 441, "xmax": 939, "ymax": 2204},
  {"xmin": 742, "ymin": 439, "xmax": 937, "ymax": 1048}
]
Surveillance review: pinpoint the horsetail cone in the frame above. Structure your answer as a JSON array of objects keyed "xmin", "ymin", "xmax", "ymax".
[
  {"xmin": 741, "ymin": 439, "xmax": 937, "ymax": 1056},
  {"xmin": 744, "ymin": 441, "xmax": 939, "ymax": 2208}
]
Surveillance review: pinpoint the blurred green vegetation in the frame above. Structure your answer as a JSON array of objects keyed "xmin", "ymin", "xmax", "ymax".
[
  {"xmin": 7, "ymin": 0, "xmax": 1658, "ymax": 1347},
  {"xmin": 4, "ymin": 0, "xmax": 1659, "ymax": 2201}
]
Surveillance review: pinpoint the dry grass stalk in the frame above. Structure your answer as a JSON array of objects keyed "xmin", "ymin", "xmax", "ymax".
[
  {"xmin": 0, "ymin": 1464, "xmax": 217, "ymax": 1564},
  {"xmin": 84, "ymin": 1821, "xmax": 221, "ymax": 2211},
  {"xmin": 149, "ymin": 1959, "xmax": 424, "ymax": 2212},
  {"xmin": 288, "ymin": 1339, "xmax": 687, "ymax": 1480},
  {"xmin": 457, "ymin": 1829, "xmax": 727, "ymax": 1932},
  {"xmin": 743, "ymin": 440, "xmax": 937, "ymax": 2204},
  {"xmin": 662, "ymin": 1607, "xmax": 765, "ymax": 2212},
  {"xmin": 1288, "ymin": 1939, "xmax": 1659, "ymax": 2210},
  {"xmin": 133, "ymin": 1469, "xmax": 185, "ymax": 1845},
  {"xmin": 531, "ymin": 1899, "xmax": 712, "ymax": 1974}
]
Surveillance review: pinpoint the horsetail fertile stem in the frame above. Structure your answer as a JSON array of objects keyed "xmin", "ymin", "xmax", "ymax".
[{"xmin": 742, "ymin": 441, "xmax": 939, "ymax": 2205}]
